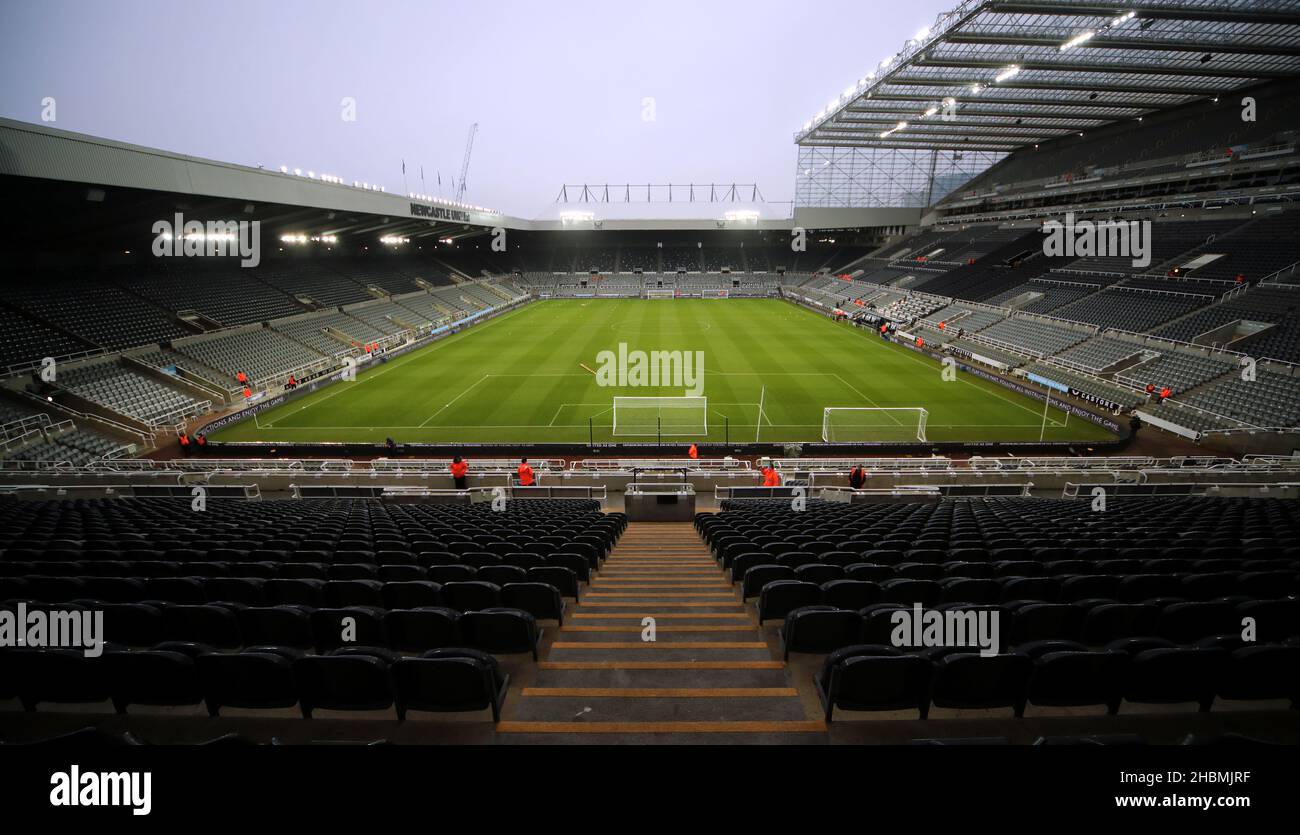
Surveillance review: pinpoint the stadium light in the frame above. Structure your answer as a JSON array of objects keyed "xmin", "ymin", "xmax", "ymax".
[
  {"xmin": 879, "ymin": 121, "xmax": 907, "ymax": 139},
  {"xmin": 279, "ymin": 165, "xmax": 288, "ymax": 173},
  {"xmin": 970, "ymin": 83, "xmax": 984, "ymax": 95},
  {"xmin": 924, "ymin": 106, "xmax": 939, "ymax": 118},
  {"xmin": 1060, "ymin": 31, "xmax": 1095, "ymax": 51},
  {"xmin": 379, "ymin": 235, "xmax": 409, "ymax": 245},
  {"xmin": 995, "ymin": 65, "xmax": 1020, "ymax": 83},
  {"xmin": 723, "ymin": 210, "xmax": 760, "ymax": 223}
]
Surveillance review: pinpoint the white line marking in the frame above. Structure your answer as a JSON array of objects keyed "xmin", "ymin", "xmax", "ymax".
[{"xmin": 420, "ymin": 374, "xmax": 491, "ymax": 427}]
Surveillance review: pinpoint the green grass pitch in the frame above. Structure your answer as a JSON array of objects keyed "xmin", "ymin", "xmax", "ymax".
[{"xmin": 209, "ymin": 298, "xmax": 1116, "ymax": 445}]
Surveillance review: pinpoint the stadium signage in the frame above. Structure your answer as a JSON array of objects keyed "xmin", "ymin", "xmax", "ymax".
[
  {"xmin": 1041, "ymin": 212, "xmax": 1151, "ymax": 268},
  {"xmin": 1069, "ymin": 387, "xmax": 1123, "ymax": 412},
  {"xmin": 410, "ymin": 202, "xmax": 471, "ymax": 222},
  {"xmin": 960, "ymin": 363, "xmax": 1122, "ymax": 433},
  {"xmin": 947, "ymin": 345, "xmax": 1008, "ymax": 372}
]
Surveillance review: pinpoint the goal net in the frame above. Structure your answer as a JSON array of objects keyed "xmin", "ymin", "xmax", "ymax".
[
  {"xmin": 613, "ymin": 396, "xmax": 708, "ymax": 436},
  {"xmin": 645, "ymin": 289, "xmax": 676, "ymax": 299},
  {"xmin": 822, "ymin": 407, "xmax": 928, "ymax": 443}
]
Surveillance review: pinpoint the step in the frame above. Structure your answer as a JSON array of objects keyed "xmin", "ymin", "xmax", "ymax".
[
  {"xmin": 496, "ymin": 720, "xmax": 826, "ymax": 734},
  {"xmin": 509, "ymin": 695, "xmax": 808, "ymax": 722},
  {"xmin": 545, "ymin": 647, "xmax": 774, "ymax": 662},
  {"xmin": 529, "ymin": 668, "xmax": 791, "ymax": 689},
  {"xmin": 538, "ymin": 660, "xmax": 784, "ymax": 670},
  {"xmin": 551, "ymin": 641, "xmax": 768, "ymax": 650}
]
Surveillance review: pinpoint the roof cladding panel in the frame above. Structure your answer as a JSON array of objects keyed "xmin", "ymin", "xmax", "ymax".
[{"xmin": 796, "ymin": 0, "xmax": 1300, "ymax": 152}]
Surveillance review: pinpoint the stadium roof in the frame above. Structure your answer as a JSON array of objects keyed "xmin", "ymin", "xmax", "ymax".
[{"xmin": 795, "ymin": 0, "xmax": 1300, "ymax": 153}]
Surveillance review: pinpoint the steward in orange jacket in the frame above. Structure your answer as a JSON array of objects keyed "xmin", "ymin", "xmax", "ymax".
[
  {"xmin": 517, "ymin": 458, "xmax": 535, "ymax": 487},
  {"xmin": 761, "ymin": 466, "xmax": 781, "ymax": 487},
  {"xmin": 450, "ymin": 456, "xmax": 469, "ymax": 489},
  {"xmin": 688, "ymin": 443, "xmax": 699, "ymax": 460}
]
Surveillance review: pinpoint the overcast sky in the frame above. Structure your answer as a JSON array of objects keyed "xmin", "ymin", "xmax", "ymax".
[{"xmin": 0, "ymin": 0, "xmax": 954, "ymax": 217}]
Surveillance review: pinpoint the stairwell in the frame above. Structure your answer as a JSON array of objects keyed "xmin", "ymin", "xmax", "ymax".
[{"xmin": 496, "ymin": 521, "xmax": 825, "ymax": 740}]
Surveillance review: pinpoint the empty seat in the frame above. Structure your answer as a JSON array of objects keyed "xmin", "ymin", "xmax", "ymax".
[
  {"xmin": 459, "ymin": 608, "xmax": 541, "ymax": 659},
  {"xmin": 106, "ymin": 649, "xmax": 204, "ymax": 713},
  {"xmin": 393, "ymin": 648, "xmax": 509, "ymax": 722},
  {"xmin": 384, "ymin": 608, "xmax": 461, "ymax": 653},
  {"xmin": 930, "ymin": 653, "xmax": 1033, "ymax": 717},
  {"xmin": 1121, "ymin": 647, "xmax": 1228, "ymax": 713},
  {"xmin": 815, "ymin": 645, "xmax": 931, "ymax": 721},
  {"xmin": 197, "ymin": 648, "xmax": 301, "ymax": 717},
  {"xmin": 780, "ymin": 606, "xmax": 863, "ymax": 659},
  {"xmin": 757, "ymin": 581, "xmax": 822, "ymax": 624},
  {"xmin": 501, "ymin": 582, "xmax": 565, "ymax": 624},
  {"xmin": 294, "ymin": 653, "xmax": 396, "ymax": 718}
]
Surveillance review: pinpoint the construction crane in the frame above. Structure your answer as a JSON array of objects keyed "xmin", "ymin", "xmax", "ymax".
[{"xmin": 456, "ymin": 123, "xmax": 478, "ymax": 202}]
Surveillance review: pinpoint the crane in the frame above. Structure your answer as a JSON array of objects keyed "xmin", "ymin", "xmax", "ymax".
[{"xmin": 456, "ymin": 123, "xmax": 478, "ymax": 202}]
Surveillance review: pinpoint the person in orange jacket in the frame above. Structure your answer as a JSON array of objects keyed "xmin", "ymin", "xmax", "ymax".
[
  {"xmin": 450, "ymin": 456, "xmax": 469, "ymax": 489},
  {"xmin": 517, "ymin": 458, "xmax": 535, "ymax": 487},
  {"xmin": 688, "ymin": 443, "xmax": 699, "ymax": 460},
  {"xmin": 760, "ymin": 460, "xmax": 781, "ymax": 487}
]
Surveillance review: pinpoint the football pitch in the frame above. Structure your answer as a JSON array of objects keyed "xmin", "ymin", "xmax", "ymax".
[{"xmin": 209, "ymin": 299, "xmax": 1117, "ymax": 445}]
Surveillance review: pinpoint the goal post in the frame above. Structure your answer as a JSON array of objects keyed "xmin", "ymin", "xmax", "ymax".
[
  {"xmin": 613, "ymin": 396, "xmax": 708, "ymax": 436},
  {"xmin": 645, "ymin": 289, "xmax": 676, "ymax": 299},
  {"xmin": 822, "ymin": 407, "xmax": 928, "ymax": 443}
]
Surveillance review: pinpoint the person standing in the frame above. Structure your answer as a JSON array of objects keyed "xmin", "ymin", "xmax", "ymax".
[
  {"xmin": 849, "ymin": 464, "xmax": 866, "ymax": 490},
  {"xmin": 517, "ymin": 458, "xmax": 535, "ymax": 487},
  {"xmin": 688, "ymin": 443, "xmax": 699, "ymax": 460},
  {"xmin": 450, "ymin": 456, "xmax": 469, "ymax": 489}
]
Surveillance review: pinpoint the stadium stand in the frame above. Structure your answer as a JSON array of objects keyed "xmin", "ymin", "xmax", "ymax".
[
  {"xmin": 58, "ymin": 361, "xmax": 207, "ymax": 426},
  {"xmin": 976, "ymin": 317, "xmax": 1092, "ymax": 358},
  {"xmin": 0, "ymin": 305, "xmax": 89, "ymax": 368},
  {"xmin": 256, "ymin": 262, "xmax": 374, "ymax": 307},
  {"xmin": 1157, "ymin": 283, "xmax": 1300, "ymax": 362},
  {"xmin": 171, "ymin": 328, "xmax": 324, "ymax": 386},
  {"xmin": 1053, "ymin": 337, "xmax": 1151, "ymax": 373},
  {"xmin": 1050, "ymin": 287, "xmax": 1213, "ymax": 333},
  {"xmin": 1171, "ymin": 369, "xmax": 1300, "ymax": 430},
  {"xmin": 988, "ymin": 278, "xmax": 1103, "ymax": 315},
  {"xmin": 119, "ymin": 265, "xmax": 306, "ymax": 327},
  {"xmin": 1116, "ymin": 352, "xmax": 1236, "ymax": 396},
  {"xmin": 8, "ymin": 276, "xmax": 192, "ymax": 352}
]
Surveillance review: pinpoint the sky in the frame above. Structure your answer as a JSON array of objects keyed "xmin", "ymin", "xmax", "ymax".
[{"xmin": 0, "ymin": 0, "xmax": 955, "ymax": 218}]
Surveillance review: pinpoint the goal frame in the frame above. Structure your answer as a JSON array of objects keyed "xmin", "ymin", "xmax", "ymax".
[
  {"xmin": 645, "ymin": 289, "xmax": 676, "ymax": 299},
  {"xmin": 613, "ymin": 396, "xmax": 708, "ymax": 437},
  {"xmin": 822, "ymin": 407, "xmax": 929, "ymax": 443}
]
